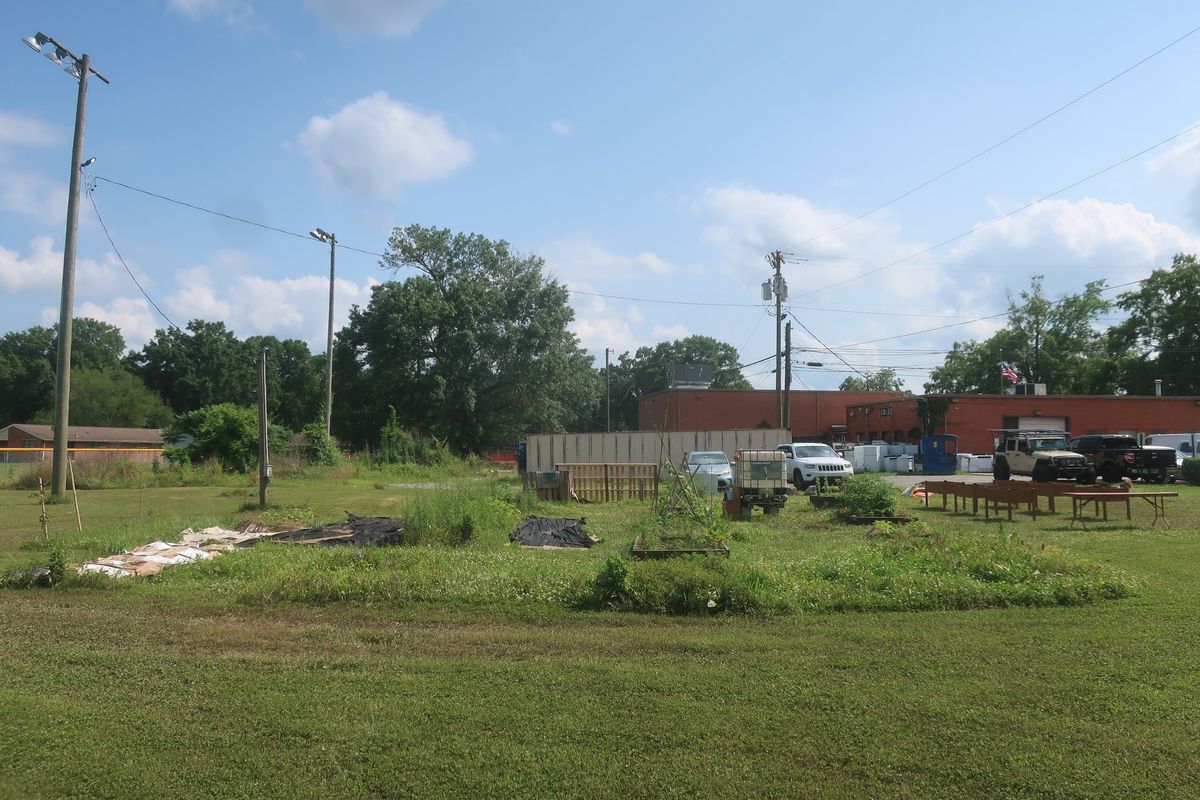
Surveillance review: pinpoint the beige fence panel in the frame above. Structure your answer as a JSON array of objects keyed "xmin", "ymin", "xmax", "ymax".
[{"xmin": 525, "ymin": 430, "xmax": 790, "ymax": 474}]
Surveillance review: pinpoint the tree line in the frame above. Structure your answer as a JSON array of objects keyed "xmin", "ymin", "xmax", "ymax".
[{"xmin": 4, "ymin": 224, "xmax": 1195, "ymax": 454}]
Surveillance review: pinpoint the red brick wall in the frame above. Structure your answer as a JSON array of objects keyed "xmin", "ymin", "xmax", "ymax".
[
  {"xmin": 639, "ymin": 389, "xmax": 906, "ymax": 440},
  {"xmin": 845, "ymin": 395, "xmax": 1200, "ymax": 453}
]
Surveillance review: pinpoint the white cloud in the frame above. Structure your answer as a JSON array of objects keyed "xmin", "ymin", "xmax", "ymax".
[
  {"xmin": 550, "ymin": 119, "xmax": 572, "ymax": 136},
  {"xmin": 0, "ymin": 237, "xmax": 124, "ymax": 295},
  {"xmin": 947, "ymin": 197, "xmax": 1200, "ymax": 271},
  {"xmin": 0, "ymin": 171, "xmax": 68, "ymax": 225},
  {"xmin": 1146, "ymin": 125, "xmax": 1200, "ymax": 176},
  {"xmin": 651, "ymin": 324, "xmax": 689, "ymax": 340},
  {"xmin": 0, "ymin": 237, "xmax": 61, "ymax": 292},
  {"xmin": 541, "ymin": 238, "xmax": 676, "ymax": 284},
  {"xmin": 164, "ymin": 253, "xmax": 381, "ymax": 350},
  {"xmin": 297, "ymin": 92, "xmax": 473, "ymax": 199},
  {"xmin": 0, "ymin": 112, "xmax": 59, "ymax": 149},
  {"xmin": 74, "ymin": 298, "xmax": 162, "ymax": 350},
  {"xmin": 167, "ymin": 0, "xmax": 258, "ymax": 30},
  {"xmin": 305, "ymin": 0, "xmax": 444, "ymax": 37},
  {"xmin": 566, "ymin": 282, "xmax": 640, "ymax": 357}
]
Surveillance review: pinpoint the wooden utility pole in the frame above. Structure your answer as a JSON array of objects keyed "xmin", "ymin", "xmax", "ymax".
[
  {"xmin": 783, "ymin": 321, "xmax": 792, "ymax": 434},
  {"xmin": 258, "ymin": 347, "xmax": 270, "ymax": 509},
  {"xmin": 605, "ymin": 347, "xmax": 612, "ymax": 432},
  {"xmin": 772, "ymin": 250, "xmax": 784, "ymax": 428}
]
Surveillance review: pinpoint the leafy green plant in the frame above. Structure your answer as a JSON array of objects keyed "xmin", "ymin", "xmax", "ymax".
[
  {"xmin": 1182, "ymin": 457, "xmax": 1200, "ymax": 485},
  {"xmin": 300, "ymin": 421, "xmax": 340, "ymax": 467},
  {"xmin": 165, "ymin": 403, "xmax": 262, "ymax": 473},
  {"xmin": 840, "ymin": 473, "xmax": 899, "ymax": 517},
  {"xmin": 655, "ymin": 460, "xmax": 729, "ymax": 547}
]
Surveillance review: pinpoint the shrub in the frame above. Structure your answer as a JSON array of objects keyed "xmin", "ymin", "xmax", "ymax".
[
  {"xmin": 840, "ymin": 473, "xmax": 899, "ymax": 517},
  {"xmin": 166, "ymin": 404, "xmax": 261, "ymax": 473},
  {"xmin": 580, "ymin": 555, "xmax": 775, "ymax": 614},
  {"xmin": 300, "ymin": 421, "xmax": 340, "ymax": 467},
  {"xmin": 1182, "ymin": 457, "xmax": 1200, "ymax": 485}
]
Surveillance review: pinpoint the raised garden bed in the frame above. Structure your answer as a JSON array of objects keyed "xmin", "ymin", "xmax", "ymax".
[
  {"xmin": 809, "ymin": 495, "xmax": 844, "ymax": 509},
  {"xmin": 844, "ymin": 515, "xmax": 915, "ymax": 525},
  {"xmin": 632, "ymin": 533, "xmax": 730, "ymax": 559}
]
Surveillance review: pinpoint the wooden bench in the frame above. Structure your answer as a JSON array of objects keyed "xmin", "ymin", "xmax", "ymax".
[
  {"xmin": 922, "ymin": 481, "xmax": 1038, "ymax": 520},
  {"xmin": 992, "ymin": 480, "xmax": 1127, "ymax": 514},
  {"xmin": 1065, "ymin": 491, "xmax": 1178, "ymax": 529}
]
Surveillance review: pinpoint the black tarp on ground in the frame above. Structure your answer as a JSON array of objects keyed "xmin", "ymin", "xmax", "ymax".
[
  {"xmin": 509, "ymin": 516, "xmax": 594, "ymax": 548},
  {"xmin": 240, "ymin": 514, "xmax": 405, "ymax": 547}
]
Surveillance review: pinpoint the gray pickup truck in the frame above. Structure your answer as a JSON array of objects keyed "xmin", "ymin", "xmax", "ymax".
[{"xmin": 1068, "ymin": 435, "xmax": 1178, "ymax": 483}]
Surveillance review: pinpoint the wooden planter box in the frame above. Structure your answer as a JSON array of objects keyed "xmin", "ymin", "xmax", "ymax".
[
  {"xmin": 632, "ymin": 534, "xmax": 730, "ymax": 559},
  {"xmin": 809, "ymin": 495, "xmax": 844, "ymax": 509},
  {"xmin": 844, "ymin": 515, "xmax": 914, "ymax": 525}
]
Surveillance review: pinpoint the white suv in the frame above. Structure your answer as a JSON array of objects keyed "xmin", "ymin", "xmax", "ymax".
[{"xmin": 777, "ymin": 443, "xmax": 854, "ymax": 489}]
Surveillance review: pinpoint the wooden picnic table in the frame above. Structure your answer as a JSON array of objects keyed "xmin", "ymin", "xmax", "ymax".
[{"xmin": 1064, "ymin": 491, "xmax": 1179, "ymax": 529}]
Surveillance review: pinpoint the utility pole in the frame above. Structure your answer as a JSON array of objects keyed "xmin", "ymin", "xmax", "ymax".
[
  {"xmin": 770, "ymin": 250, "xmax": 785, "ymax": 428},
  {"xmin": 605, "ymin": 347, "xmax": 612, "ymax": 432},
  {"xmin": 258, "ymin": 347, "xmax": 270, "ymax": 509},
  {"xmin": 22, "ymin": 34, "xmax": 110, "ymax": 497},
  {"xmin": 783, "ymin": 321, "xmax": 792, "ymax": 434},
  {"xmin": 309, "ymin": 228, "xmax": 336, "ymax": 437}
]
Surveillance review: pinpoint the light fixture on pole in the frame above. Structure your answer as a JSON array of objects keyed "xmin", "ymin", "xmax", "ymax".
[
  {"xmin": 22, "ymin": 31, "xmax": 109, "ymax": 498},
  {"xmin": 309, "ymin": 227, "xmax": 337, "ymax": 438}
]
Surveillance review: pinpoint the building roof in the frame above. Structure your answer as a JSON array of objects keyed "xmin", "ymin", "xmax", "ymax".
[{"xmin": 1, "ymin": 424, "xmax": 164, "ymax": 444}]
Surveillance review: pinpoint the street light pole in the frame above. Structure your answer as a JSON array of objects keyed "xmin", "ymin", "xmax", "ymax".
[
  {"xmin": 309, "ymin": 228, "xmax": 336, "ymax": 437},
  {"xmin": 22, "ymin": 33, "xmax": 109, "ymax": 498}
]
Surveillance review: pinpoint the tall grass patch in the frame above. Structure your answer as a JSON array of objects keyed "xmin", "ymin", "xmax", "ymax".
[{"xmin": 757, "ymin": 520, "xmax": 1137, "ymax": 613}]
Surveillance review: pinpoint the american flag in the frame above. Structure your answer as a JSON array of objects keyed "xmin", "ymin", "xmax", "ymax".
[{"xmin": 1000, "ymin": 362, "xmax": 1020, "ymax": 384}]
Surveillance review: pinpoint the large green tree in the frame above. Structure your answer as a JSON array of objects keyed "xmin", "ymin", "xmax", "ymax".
[
  {"xmin": 0, "ymin": 318, "xmax": 129, "ymax": 425},
  {"xmin": 925, "ymin": 276, "xmax": 1112, "ymax": 394},
  {"xmin": 130, "ymin": 322, "xmax": 323, "ymax": 431},
  {"xmin": 600, "ymin": 335, "xmax": 753, "ymax": 430},
  {"xmin": 839, "ymin": 368, "xmax": 904, "ymax": 392},
  {"xmin": 1110, "ymin": 253, "xmax": 1200, "ymax": 395},
  {"xmin": 334, "ymin": 224, "xmax": 599, "ymax": 451},
  {"xmin": 32, "ymin": 368, "xmax": 173, "ymax": 428}
]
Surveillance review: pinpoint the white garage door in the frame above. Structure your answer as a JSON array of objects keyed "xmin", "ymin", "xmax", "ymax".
[{"xmin": 1018, "ymin": 416, "xmax": 1066, "ymax": 431}]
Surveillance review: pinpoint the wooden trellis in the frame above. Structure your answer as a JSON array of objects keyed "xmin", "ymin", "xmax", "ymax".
[{"xmin": 558, "ymin": 463, "xmax": 659, "ymax": 503}]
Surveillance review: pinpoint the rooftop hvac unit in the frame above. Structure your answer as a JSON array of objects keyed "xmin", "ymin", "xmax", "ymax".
[
  {"xmin": 668, "ymin": 363, "xmax": 714, "ymax": 389},
  {"xmin": 1010, "ymin": 383, "xmax": 1047, "ymax": 396}
]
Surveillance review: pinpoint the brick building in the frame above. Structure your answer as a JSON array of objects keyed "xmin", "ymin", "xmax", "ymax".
[
  {"xmin": 0, "ymin": 424, "xmax": 164, "ymax": 463},
  {"xmin": 844, "ymin": 394, "xmax": 1200, "ymax": 453},
  {"xmin": 639, "ymin": 389, "xmax": 906, "ymax": 442}
]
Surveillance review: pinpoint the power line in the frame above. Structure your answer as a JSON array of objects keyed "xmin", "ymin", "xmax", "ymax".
[
  {"xmin": 832, "ymin": 277, "xmax": 1148, "ymax": 349},
  {"xmin": 794, "ymin": 120, "xmax": 1200, "ymax": 299},
  {"xmin": 85, "ymin": 179, "xmax": 182, "ymax": 332},
  {"xmin": 785, "ymin": 23, "xmax": 1200, "ymax": 251},
  {"xmin": 788, "ymin": 312, "xmax": 869, "ymax": 380},
  {"xmin": 91, "ymin": 175, "xmax": 389, "ymax": 260}
]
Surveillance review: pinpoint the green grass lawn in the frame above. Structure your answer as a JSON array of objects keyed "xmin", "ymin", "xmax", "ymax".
[{"xmin": 2, "ymin": 472, "xmax": 1199, "ymax": 798}]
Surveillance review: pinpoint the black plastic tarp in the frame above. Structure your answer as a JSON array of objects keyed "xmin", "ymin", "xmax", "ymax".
[{"xmin": 509, "ymin": 516, "xmax": 593, "ymax": 548}]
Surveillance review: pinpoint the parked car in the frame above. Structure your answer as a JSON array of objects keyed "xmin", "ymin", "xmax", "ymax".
[
  {"xmin": 1143, "ymin": 433, "xmax": 1200, "ymax": 468},
  {"xmin": 1069, "ymin": 434, "xmax": 1178, "ymax": 483},
  {"xmin": 776, "ymin": 442, "xmax": 854, "ymax": 489},
  {"xmin": 992, "ymin": 429, "xmax": 1092, "ymax": 483},
  {"xmin": 683, "ymin": 450, "xmax": 733, "ymax": 491}
]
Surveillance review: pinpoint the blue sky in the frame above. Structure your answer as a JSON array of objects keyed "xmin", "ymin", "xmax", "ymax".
[{"xmin": 5, "ymin": 1, "xmax": 1200, "ymax": 391}]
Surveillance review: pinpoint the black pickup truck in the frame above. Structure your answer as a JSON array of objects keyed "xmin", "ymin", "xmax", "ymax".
[{"xmin": 1068, "ymin": 435, "xmax": 1179, "ymax": 483}]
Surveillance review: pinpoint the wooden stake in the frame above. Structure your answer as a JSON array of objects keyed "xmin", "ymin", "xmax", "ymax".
[
  {"xmin": 68, "ymin": 457, "xmax": 82, "ymax": 532},
  {"xmin": 37, "ymin": 478, "xmax": 49, "ymax": 539}
]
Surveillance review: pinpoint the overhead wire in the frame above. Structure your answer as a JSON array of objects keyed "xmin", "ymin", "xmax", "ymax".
[
  {"xmin": 85, "ymin": 177, "xmax": 182, "ymax": 332},
  {"xmin": 793, "ymin": 120, "xmax": 1200, "ymax": 299},
  {"xmin": 785, "ymin": 22, "xmax": 1200, "ymax": 251}
]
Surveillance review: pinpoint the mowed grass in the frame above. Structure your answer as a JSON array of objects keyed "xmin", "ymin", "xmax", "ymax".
[{"xmin": 2, "ymin": 473, "xmax": 1200, "ymax": 797}]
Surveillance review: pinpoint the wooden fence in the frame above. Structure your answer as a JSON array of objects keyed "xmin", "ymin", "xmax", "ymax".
[
  {"xmin": 524, "ymin": 429, "xmax": 790, "ymax": 474},
  {"xmin": 559, "ymin": 463, "xmax": 659, "ymax": 503}
]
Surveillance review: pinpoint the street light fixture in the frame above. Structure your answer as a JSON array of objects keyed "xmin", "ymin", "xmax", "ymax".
[
  {"xmin": 309, "ymin": 228, "xmax": 337, "ymax": 438},
  {"xmin": 21, "ymin": 32, "xmax": 109, "ymax": 498}
]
